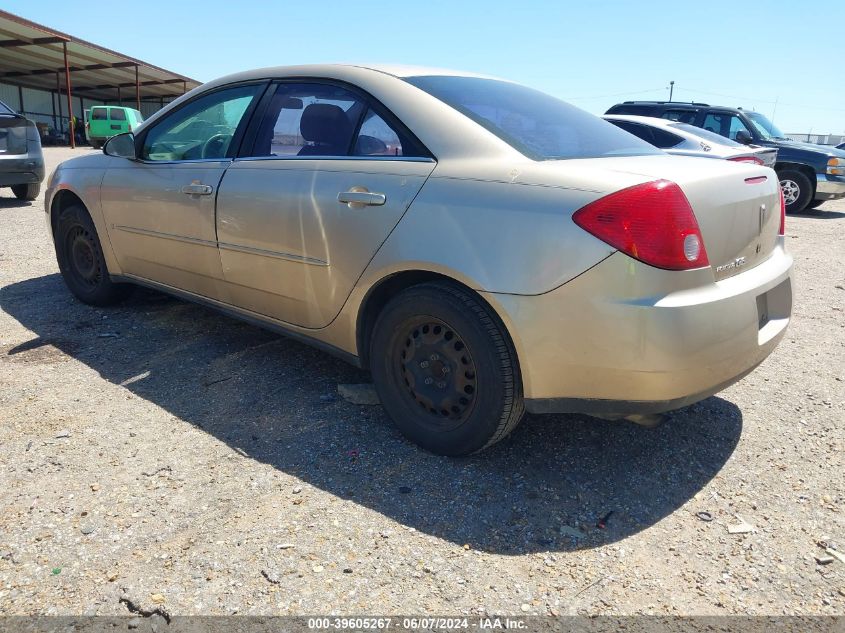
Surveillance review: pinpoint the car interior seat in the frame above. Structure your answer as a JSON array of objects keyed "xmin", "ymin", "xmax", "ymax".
[{"xmin": 298, "ymin": 103, "xmax": 352, "ymax": 156}]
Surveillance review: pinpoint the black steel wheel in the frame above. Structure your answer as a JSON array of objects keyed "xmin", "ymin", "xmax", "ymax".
[
  {"xmin": 55, "ymin": 204, "xmax": 131, "ymax": 306},
  {"xmin": 397, "ymin": 316, "xmax": 479, "ymax": 429},
  {"xmin": 370, "ymin": 281, "xmax": 524, "ymax": 456}
]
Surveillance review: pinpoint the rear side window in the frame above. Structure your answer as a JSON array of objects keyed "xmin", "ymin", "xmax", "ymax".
[
  {"xmin": 407, "ymin": 76, "xmax": 659, "ymax": 160},
  {"xmin": 91, "ymin": 107, "xmax": 107, "ymax": 120},
  {"xmin": 660, "ymin": 109, "xmax": 697, "ymax": 124},
  {"xmin": 110, "ymin": 109, "xmax": 126, "ymax": 121},
  {"xmin": 610, "ymin": 120, "xmax": 682, "ymax": 150}
]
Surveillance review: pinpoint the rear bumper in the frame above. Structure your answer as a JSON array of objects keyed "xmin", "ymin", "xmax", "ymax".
[
  {"xmin": 815, "ymin": 174, "xmax": 845, "ymax": 200},
  {"xmin": 0, "ymin": 154, "xmax": 45, "ymax": 186},
  {"xmin": 485, "ymin": 243, "xmax": 793, "ymax": 415}
]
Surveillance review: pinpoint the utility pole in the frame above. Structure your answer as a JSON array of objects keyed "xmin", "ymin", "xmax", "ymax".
[{"xmin": 669, "ymin": 81, "xmax": 675, "ymax": 102}]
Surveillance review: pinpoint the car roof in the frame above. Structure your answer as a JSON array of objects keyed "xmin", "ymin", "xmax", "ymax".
[{"xmin": 612, "ymin": 101, "xmax": 744, "ymax": 113}]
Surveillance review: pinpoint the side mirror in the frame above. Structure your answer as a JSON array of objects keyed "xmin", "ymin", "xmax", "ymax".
[
  {"xmin": 103, "ymin": 132, "xmax": 137, "ymax": 159},
  {"xmin": 735, "ymin": 130, "xmax": 753, "ymax": 145}
]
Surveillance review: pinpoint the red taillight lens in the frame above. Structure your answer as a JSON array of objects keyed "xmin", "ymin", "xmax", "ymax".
[
  {"xmin": 778, "ymin": 186, "xmax": 785, "ymax": 236},
  {"xmin": 729, "ymin": 155, "xmax": 765, "ymax": 165},
  {"xmin": 572, "ymin": 179, "xmax": 709, "ymax": 271},
  {"xmin": 127, "ymin": 124, "xmax": 132, "ymax": 132}
]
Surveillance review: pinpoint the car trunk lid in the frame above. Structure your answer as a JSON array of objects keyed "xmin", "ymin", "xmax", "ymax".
[{"xmin": 583, "ymin": 155, "xmax": 781, "ymax": 280}]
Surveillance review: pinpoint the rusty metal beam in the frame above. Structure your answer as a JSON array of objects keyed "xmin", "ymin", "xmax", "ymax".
[
  {"xmin": 0, "ymin": 61, "xmax": 138, "ymax": 79},
  {"xmin": 135, "ymin": 64, "xmax": 140, "ymax": 110},
  {"xmin": 0, "ymin": 36, "xmax": 65, "ymax": 47},
  {"xmin": 63, "ymin": 42, "xmax": 74, "ymax": 149}
]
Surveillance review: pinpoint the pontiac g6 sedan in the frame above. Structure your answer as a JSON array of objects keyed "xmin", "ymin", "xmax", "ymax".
[{"xmin": 45, "ymin": 64, "xmax": 793, "ymax": 455}]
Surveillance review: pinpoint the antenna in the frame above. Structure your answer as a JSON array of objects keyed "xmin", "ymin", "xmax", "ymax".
[{"xmin": 669, "ymin": 81, "xmax": 674, "ymax": 102}]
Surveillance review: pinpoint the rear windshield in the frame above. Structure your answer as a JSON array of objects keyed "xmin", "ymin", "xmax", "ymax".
[
  {"xmin": 110, "ymin": 109, "xmax": 126, "ymax": 121},
  {"xmin": 406, "ymin": 76, "xmax": 660, "ymax": 160},
  {"xmin": 91, "ymin": 107, "xmax": 108, "ymax": 120},
  {"xmin": 668, "ymin": 122, "xmax": 742, "ymax": 147}
]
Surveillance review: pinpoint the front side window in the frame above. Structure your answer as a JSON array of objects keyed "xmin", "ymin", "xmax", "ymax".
[
  {"xmin": 142, "ymin": 84, "xmax": 261, "ymax": 161},
  {"xmin": 250, "ymin": 83, "xmax": 361, "ymax": 157},
  {"xmin": 110, "ymin": 109, "xmax": 126, "ymax": 121},
  {"xmin": 406, "ymin": 75, "xmax": 658, "ymax": 160},
  {"xmin": 703, "ymin": 112, "xmax": 753, "ymax": 142}
]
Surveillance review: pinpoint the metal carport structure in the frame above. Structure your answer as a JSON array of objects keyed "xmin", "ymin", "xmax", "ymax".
[{"xmin": 0, "ymin": 9, "xmax": 200, "ymax": 147}]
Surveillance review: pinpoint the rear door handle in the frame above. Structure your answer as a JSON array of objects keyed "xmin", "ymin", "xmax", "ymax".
[
  {"xmin": 337, "ymin": 190, "xmax": 386, "ymax": 208},
  {"xmin": 181, "ymin": 183, "xmax": 213, "ymax": 196}
]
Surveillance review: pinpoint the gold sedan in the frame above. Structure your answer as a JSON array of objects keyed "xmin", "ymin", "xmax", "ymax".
[{"xmin": 45, "ymin": 65, "xmax": 792, "ymax": 455}]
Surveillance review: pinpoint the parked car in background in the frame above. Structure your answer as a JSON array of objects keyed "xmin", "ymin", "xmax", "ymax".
[
  {"xmin": 86, "ymin": 106, "xmax": 144, "ymax": 149},
  {"xmin": 604, "ymin": 114, "xmax": 777, "ymax": 167},
  {"xmin": 46, "ymin": 64, "xmax": 792, "ymax": 455},
  {"xmin": 0, "ymin": 98, "xmax": 45, "ymax": 201},
  {"xmin": 606, "ymin": 101, "xmax": 845, "ymax": 213}
]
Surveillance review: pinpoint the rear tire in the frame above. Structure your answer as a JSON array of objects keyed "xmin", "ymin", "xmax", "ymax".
[
  {"xmin": 804, "ymin": 199, "xmax": 825, "ymax": 210},
  {"xmin": 370, "ymin": 281, "xmax": 524, "ymax": 456},
  {"xmin": 55, "ymin": 204, "xmax": 131, "ymax": 306},
  {"xmin": 778, "ymin": 169, "xmax": 813, "ymax": 214},
  {"xmin": 11, "ymin": 183, "xmax": 40, "ymax": 201},
  {"xmin": 90, "ymin": 140, "xmax": 102, "ymax": 150}
]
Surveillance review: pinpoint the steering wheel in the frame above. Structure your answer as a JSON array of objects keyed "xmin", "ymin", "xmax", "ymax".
[{"xmin": 201, "ymin": 133, "xmax": 233, "ymax": 159}]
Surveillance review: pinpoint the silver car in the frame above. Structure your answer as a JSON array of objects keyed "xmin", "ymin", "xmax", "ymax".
[
  {"xmin": 605, "ymin": 114, "xmax": 778, "ymax": 167},
  {"xmin": 44, "ymin": 65, "xmax": 793, "ymax": 455}
]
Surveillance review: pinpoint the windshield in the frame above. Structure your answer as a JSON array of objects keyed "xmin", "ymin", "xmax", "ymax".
[
  {"xmin": 668, "ymin": 122, "xmax": 742, "ymax": 147},
  {"xmin": 0, "ymin": 99, "xmax": 15, "ymax": 116},
  {"xmin": 745, "ymin": 111, "xmax": 787, "ymax": 141},
  {"xmin": 405, "ymin": 76, "xmax": 660, "ymax": 160}
]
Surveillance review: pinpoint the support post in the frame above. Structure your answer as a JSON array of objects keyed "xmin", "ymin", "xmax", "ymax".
[
  {"xmin": 63, "ymin": 42, "xmax": 75, "ymax": 148},
  {"xmin": 135, "ymin": 64, "xmax": 141, "ymax": 110},
  {"xmin": 55, "ymin": 72, "xmax": 62, "ymax": 132}
]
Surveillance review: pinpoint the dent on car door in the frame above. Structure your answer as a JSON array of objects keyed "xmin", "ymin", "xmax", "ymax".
[
  {"xmin": 99, "ymin": 83, "xmax": 264, "ymax": 298},
  {"xmin": 215, "ymin": 82, "xmax": 435, "ymax": 329}
]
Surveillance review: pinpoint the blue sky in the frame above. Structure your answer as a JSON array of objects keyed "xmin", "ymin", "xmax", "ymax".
[{"xmin": 6, "ymin": 0, "xmax": 844, "ymax": 134}]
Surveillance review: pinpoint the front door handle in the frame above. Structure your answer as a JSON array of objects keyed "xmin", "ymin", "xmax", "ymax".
[
  {"xmin": 181, "ymin": 182, "xmax": 213, "ymax": 196},
  {"xmin": 337, "ymin": 189, "xmax": 386, "ymax": 208}
]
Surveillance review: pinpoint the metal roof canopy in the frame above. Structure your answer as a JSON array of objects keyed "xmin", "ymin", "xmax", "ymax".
[{"xmin": 0, "ymin": 10, "xmax": 200, "ymax": 145}]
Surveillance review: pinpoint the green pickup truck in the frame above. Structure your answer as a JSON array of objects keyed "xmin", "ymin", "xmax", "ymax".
[{"xmin": 86, "ymin": 106, "xmax": 144, "ymax": 149}]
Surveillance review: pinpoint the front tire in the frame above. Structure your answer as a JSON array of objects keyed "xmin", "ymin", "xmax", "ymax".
[
  {"xmin": 55, "ymin": 204, "xmax": 131, "ymax": 306},
  {"xmin": 370, "ymin": 282, "xmax": 524, "ymax": 456},
  {"xmin": 11, "ymin": 183, "xmax": 40, "ymax": 201},
  {"xmin": 779, "ymin": 170, "xmax": 813, "ymax": 214}
]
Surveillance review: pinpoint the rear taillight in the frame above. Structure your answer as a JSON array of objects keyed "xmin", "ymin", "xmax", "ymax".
[
  {"xmin": 778, "ymin": 186, "xmax": 785, "ymax": 236},
  {"xmin": 127, "ymin": 124, "xmax": 132, "ymax": 132},
  {"xmin": 729, "ymin": 155, "xmax": 765, "ymax": 165},
  {"xmin": 572, "ymin": 179, "xmax": 709, "ymax": 271}
]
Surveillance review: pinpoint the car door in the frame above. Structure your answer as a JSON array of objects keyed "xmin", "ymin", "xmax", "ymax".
[
  {"xmin": 214, "ymin": 81, "xmax": 436, "ymax": 328},
  {"xmin": 100, "ymin": 82, "xmax": 265, "ymax": 298}
]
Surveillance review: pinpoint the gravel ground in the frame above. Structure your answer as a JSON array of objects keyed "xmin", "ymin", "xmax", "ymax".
[{"xmin": 0, "ymin": 147, "xmax": 842, "ymax": 617}]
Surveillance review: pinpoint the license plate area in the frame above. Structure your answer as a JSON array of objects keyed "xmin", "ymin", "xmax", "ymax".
[{"xmin": 757, "ymin": 278, "xmax": 792, "ymax": 345}]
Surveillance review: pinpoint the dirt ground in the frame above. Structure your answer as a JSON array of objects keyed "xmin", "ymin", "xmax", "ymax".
[{"xmin": 0, "ymin": 146, "xmax": 842, "ymax": 617}]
